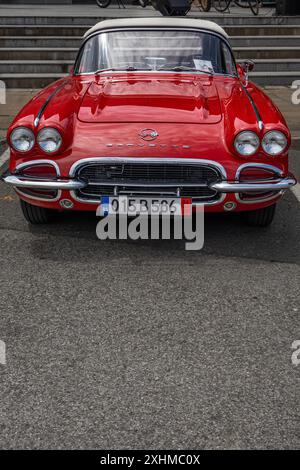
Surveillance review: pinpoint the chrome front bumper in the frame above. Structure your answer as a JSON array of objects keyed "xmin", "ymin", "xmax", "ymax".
[
  {"xmin": 210, "ymin": 177, "xmax": 297, "ymax": 193},
  {"xmin": 3, "ymin": 175, "xmax": 86, "ymax": 190},
  {"xmin": 2, "ymin": 174, "xmax": 297, "ymax": 194}
]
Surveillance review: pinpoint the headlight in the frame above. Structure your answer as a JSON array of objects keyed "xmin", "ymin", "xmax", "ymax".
[
  {"xmin": 10, "ymin": 127, "xmax": 35, "ymax": 152},
  {"xmin": 37, "ymin": 127, "xmax": 62, "ymax": 153},
  {"xmin": 234, "ymin": 131, "xmax": 260, "ymax": 157},
  {"xmin": 262, "ymin": 131, "xmax": 287, "ymax": 156}
]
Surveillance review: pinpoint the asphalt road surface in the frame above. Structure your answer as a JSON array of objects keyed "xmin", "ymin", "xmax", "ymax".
[{"xmin": 0, "ymin": 150, "xmax": 299, "ymax": 450}]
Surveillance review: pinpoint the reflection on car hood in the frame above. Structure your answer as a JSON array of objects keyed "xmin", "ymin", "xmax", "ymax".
[{"xmin": 77, "ymin": 75, "xmax": 222, "ymax": 125}]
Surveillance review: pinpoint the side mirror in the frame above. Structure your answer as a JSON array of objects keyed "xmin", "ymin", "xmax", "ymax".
[
  {"xmin": 237, "ymin": 60, "xmax": 255, "ymax": 86},
  {"xmin": 69, "ymin": 66, "xmax": 75, "ymax": 76}
]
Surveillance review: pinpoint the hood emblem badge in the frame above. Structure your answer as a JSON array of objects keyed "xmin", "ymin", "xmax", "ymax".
[{"xmin": 139, "ymin": 129, "xmax": 159, "ymax": 141}]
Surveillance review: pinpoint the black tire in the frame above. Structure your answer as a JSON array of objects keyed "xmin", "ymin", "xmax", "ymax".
[
  {"xmin": 243, "ymin": 204, "xmax": 276, "ymax": 227},
  {"xmin": 199, "ymin": 0, "xmax": 212, "ymax": 11},
  {"xmin": 96, "ymin": 0, "xmax": 111, "ymax": 7},
  {"xmin": 20, "ymin": 200, "xmax": 53, "ymax": 225}
]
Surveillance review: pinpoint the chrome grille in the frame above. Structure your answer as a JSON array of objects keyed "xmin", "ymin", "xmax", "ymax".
[
  {"xmin": 78, "ymin": 163, "xmax": 220, "ymax": 184},
  {"xmin": 74, "ymin": 161, "xmax": 222, "ymax": 203}
]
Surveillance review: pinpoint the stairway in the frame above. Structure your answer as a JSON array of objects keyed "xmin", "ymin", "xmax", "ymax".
[{"xmin": 0, "ymin": 14, "xmax": 299, "ymax": 88}]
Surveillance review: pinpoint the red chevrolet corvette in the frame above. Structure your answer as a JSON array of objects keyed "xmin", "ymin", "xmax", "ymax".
[{"xmin": 3, "ymin": 18, "xmax": 297, "ymax": 226}]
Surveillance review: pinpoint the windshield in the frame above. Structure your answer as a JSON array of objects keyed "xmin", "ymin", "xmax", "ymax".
[{"xmin": 76, "ymin": 30, "xmax": 236, "ymax": 76}]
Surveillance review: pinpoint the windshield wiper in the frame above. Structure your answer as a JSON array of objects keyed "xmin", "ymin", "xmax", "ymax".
[
  {"xmin": 95, "ymin": 66, "xmax": 142, "ymax": 74},
  {"xmin": 94, "ymin": 68, "xmax": 116, "ymax": 74},
  {"xmin": 159, "ymin": 65, "xmax": 214, "ymax": 75},
  {"xmin": 94, "ymin": 65, "xmax": 214, "ymax": 75}
]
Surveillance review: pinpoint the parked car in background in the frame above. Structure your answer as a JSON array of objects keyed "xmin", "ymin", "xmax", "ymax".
[{"xmin": 3, "ymin": 18, "xmax": 296, "ymax": 226}]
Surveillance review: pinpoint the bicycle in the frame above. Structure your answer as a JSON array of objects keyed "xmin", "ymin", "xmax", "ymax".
[
  {"xmin": 97, "ymin": 0, "xmax": 191, "ymax": 15},
  {"xmin": 196, "ymin": 0, "xmax": 212, "ymax": 11},
  {"xmin": 197, "ymin": 0, "xmax": 261, "ymax": 16},
  {"xmin": 96, "ymin": 0, "xmax": 126, "ymax": 8},
  {"xmin": 96, "ymin": 0, "xmax": 148, "ymax": 8}
]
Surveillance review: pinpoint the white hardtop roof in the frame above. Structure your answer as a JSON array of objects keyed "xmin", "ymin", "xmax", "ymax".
[{"xmin": 84, "ymin": 18, "xmax": 228, "ymax": 40}]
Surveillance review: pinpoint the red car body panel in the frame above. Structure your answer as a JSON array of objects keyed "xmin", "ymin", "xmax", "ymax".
[
  {"xmin": 78, "ymin": 76, "xmax": 222, "ymax": 124},
  {"xmin": 6, "ymin": 72, "xmax": 292, "ymax": 213}
]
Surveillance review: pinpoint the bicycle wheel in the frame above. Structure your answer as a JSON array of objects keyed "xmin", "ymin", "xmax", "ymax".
[
  {"xmin": 96, "ymin": 0, "xmax": 111, "ymax": 7},
  {"xmin": 248, "ymin": 0, "xmax": 260, "ymax": 15},
  {"xmin": 199, "ymin": 0, "xmax": 212, "ymax": 11},
  {"xmin": 214, "ymin": 0, "xmax": 231, "ymax": 13}
]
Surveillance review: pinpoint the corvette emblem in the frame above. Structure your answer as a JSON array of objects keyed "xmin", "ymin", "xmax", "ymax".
[{"xmin": 139, "ymin": 129, "xmax": 159, "ymax": 141}]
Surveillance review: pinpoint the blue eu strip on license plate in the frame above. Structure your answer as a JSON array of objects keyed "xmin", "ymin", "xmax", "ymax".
[{"xmin": 101, "ymin": 196, "xmax": 110, "ymax": 216}]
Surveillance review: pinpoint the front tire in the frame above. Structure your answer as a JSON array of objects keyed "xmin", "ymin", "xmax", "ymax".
[
  {"xmin": 20, "ymin": 200, "xmax": 53, "ymax": 224},
  {"xmin": 243, "ymin": 204, "xmax": 276, "ymax": 227}
]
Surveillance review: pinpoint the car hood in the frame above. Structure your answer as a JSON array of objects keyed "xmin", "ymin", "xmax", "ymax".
[{"xmin": 77, "ymin": 75, "xmax": 222, "ymax": 124}]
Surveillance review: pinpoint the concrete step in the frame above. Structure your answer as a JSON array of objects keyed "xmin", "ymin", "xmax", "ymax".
[
  {"xmin": 0, "ymin": 48, "xmax": 77, "ymax": 60},
  {"xmin": 2, "ymin": 35, "xmax": 300, "ymax": 48},
  {"xmin": 253, "ymin": 59, "xmax": 300, "ymax": 72},
  {"xmin": 1, "ymin": 15, "xmax": 300, "ymax": 26},
  {"xmin": 226, "ymin": 25, "xmax": 300, "ymax": 36},
  {"xmin": 0, "ymin": 36, "xmax": 82, "ymax": 48},
  {"xmin": 200, "ymin": 16, "xmax": 300, "ymax": 26},
  {"xmin": 235, "ymin": 47, "xmax": 300, "ymax": 60},
  {"xmin": 250, "ymin": 71, "xmax": 300, "ymax": 86},
  {"xmin": 0, "ymin": 73, "xmax": 67, "ymax": 89},
  {"xmin": 230, "ymin": 36, "xmax": 300, "ymax": 47},
  {"xmin": 0, "ymin": 25, "xmax": 89, "ymax": 37},
  {"xmin": 0, "ymin": 60, "xmax": 73, "ymax": 74},
  {"xmin": 1, "ymin": 24, "xmax": 300, "ymax": 37}
]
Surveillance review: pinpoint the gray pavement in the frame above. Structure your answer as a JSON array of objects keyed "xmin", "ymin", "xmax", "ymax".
[{"xmin": 0, "ymin": 148, "xmax": 299, "ymax": 450}]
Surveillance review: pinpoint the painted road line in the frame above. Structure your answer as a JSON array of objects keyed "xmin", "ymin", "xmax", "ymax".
[
  {"xmin": 0, "ymin": 148, "xmax": 9, "ymax": 168},
  {"xmin": 291, "ymin": 184, "xmax": 300, "ymax": 203},
  {"xmin": 0, "ymin": 340, "xmax": 6, "ymax": 365}
]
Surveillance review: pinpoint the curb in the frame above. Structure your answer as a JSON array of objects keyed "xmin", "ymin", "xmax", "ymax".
[
  {"xmin": 0, "ymin": 143, "xmax": 9, "ymax": 177},
  {"xmin": 0, "ymin": 138, "xmax": 7, "ymax": 154}
]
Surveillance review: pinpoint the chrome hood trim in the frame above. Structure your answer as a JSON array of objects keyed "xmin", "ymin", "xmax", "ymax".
[{"xmin": 34, "ymin": 81, "xmax": 68, "ymax": 128}]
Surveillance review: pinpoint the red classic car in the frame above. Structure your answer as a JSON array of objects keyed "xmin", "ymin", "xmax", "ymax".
[{"xmin": 3, "ymin": 18, "xmax": 297, "ymax": 226}]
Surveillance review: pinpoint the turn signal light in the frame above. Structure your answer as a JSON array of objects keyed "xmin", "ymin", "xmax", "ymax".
[
  {"xmin": 239, "ymin": 167, "xmax": 280, "ymax": 181},
  {"xmin": 18, "ymin": 164, "xmax": 57, "ymax": 179}
]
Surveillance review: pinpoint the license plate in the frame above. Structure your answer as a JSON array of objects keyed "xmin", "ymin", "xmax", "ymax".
[{"xmin": 100, "ymin": 196, "xmax": 192, "ymax": 216}]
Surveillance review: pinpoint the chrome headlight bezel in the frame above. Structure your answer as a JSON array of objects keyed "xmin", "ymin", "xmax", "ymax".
[
  {"xmin": 234, "ymin": 131, "xmax": 260, "ymax": 157},
  {"xmin": 262, "ymin": 131, "xmax": 288, "ymax": 156},
  {"xmin": 10, "ymin": 127, "xmax": 35, "ymax": 153},
  {"xmin": 37, "ymin": 127, "xmax": 62, "ymax": 154}
]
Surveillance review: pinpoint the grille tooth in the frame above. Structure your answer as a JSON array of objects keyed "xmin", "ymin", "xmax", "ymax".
[{"xmin": 76, "ymin": 162, "xmax": 222, "ymax": 203}]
